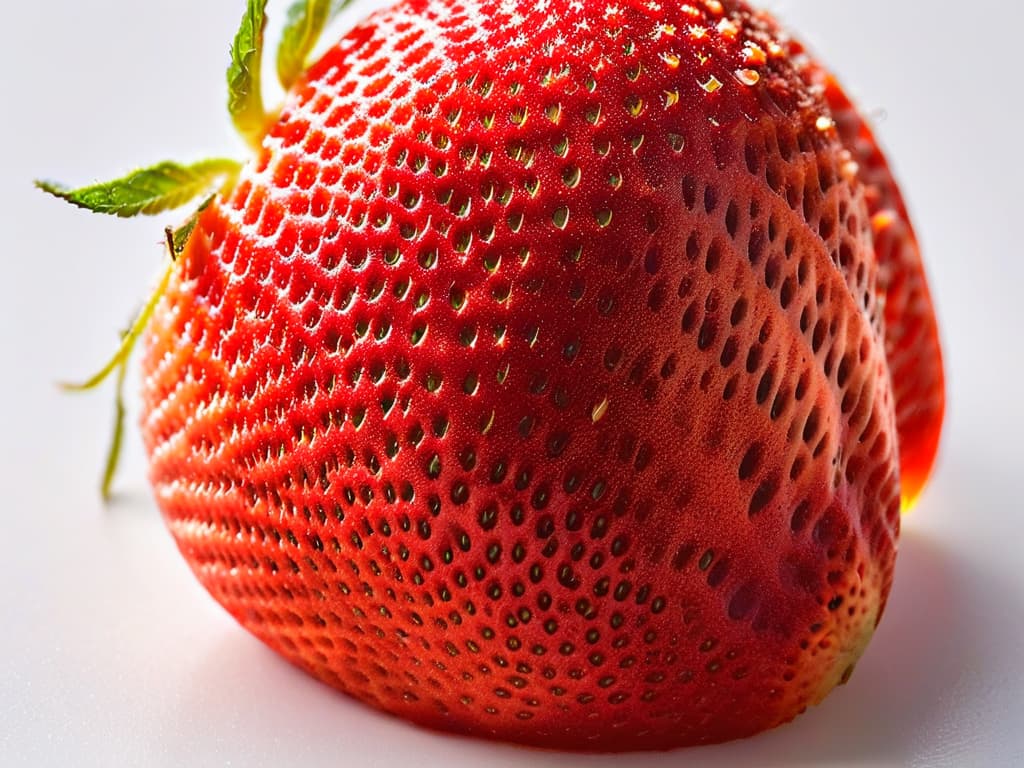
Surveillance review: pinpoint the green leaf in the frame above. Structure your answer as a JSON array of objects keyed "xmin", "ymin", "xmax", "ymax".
[
  {"xmin": 276, "ymin": 0, "xmax": 353, "ymax": 90},
  {"xmin": 228, "ymin": 0, "xmax": 270, "ymax": 149},
  {"xmin": 36, "ymin": 159, "xmax": 240, "ymax": 218}
]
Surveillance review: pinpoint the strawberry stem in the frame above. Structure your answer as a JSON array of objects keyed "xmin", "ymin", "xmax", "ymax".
[
  {"xmin": 101, "ymin": 355, "xmax": 129, "ymax": 501},
  {"xmin": 45, "ymin": 0, "xmax": 348, "ymax": 497},
  {"xmin": 61, "ymin": 261, "xmax": 173, "ymax": 393},
  {"xmin": 62, "ymin": 258, "xmax": 174, "ymax": 498}
]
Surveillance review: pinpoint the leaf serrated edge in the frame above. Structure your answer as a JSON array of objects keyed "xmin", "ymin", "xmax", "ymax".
[
  {"xmin": 228, "ymin": 0, "xmax": 271, "ymax": 150},
  {"xmin": 35, "ymin": 158, "xmax": 240, "ymax": 218}
]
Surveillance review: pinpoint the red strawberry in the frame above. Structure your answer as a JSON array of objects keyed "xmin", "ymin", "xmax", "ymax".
[{"xmin": 42, "ymin": 0, "xmax": 943, "ymax": 750}]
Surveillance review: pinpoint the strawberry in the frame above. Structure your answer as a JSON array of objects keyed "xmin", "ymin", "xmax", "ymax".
[{"xmin": 41, "ymin": 0, "xmax": 944, "ymax": 750}]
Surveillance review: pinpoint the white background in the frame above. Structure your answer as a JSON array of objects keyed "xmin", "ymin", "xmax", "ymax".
[{"xmin": 2, "ymin": 1, "xmax": 1022, "ymax": 765}]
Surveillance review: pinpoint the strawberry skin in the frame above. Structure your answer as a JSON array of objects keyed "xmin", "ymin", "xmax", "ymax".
[
  {"xmin": 814, "ymin": 75, "xmax": 945, "ymax": 506},
  {"xmin": 139, "ymin": 0, "xmax": 940, "ymax": 749}
]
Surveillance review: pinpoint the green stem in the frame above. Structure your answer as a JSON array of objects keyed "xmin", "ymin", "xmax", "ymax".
[
  {"xmin": 61, "ymin": 260, "xmax": 173, "ymax": 392},
  {"xmin": 62, "ymin": 259, "xmax": 174, "ymax": 500},
  {"xmin": 101, "ymin": 355, "xmax": 129, "ymax": 500}
]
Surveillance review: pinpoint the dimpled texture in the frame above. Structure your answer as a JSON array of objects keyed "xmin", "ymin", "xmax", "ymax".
[
  {"xmin": 140, "ymin": 0, "xmax": 942, "ymax": 750},
  {"xmin": 812, "ymin": 73, "xmax": 944, "ymax": 505}
]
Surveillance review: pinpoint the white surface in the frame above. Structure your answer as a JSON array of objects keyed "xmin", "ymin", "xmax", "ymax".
[{"xmin": 2, "ymin": 1, "xmax": 1022, "ymax": 765}]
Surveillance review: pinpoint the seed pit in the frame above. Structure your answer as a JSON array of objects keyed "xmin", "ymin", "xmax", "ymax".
[
  {"xmin": 748, "ymin": 478, "xmax": 777, "ymax": 517},
  {"xmin": 738, "ymin": 443, "xmax": 762, "ymax": 481}
]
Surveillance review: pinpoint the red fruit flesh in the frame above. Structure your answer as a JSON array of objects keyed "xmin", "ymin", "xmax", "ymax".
[{"xmin": 140, "ymin": 0, "xmax": 938, "ymax": 750}]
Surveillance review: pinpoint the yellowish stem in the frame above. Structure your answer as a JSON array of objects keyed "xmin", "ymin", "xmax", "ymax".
[{"xmin": 60, "ymin": 260, "xmax": 173, "ymax": 392}]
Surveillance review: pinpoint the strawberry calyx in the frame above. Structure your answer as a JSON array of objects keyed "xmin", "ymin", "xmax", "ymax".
[
  {"xmin": 37, "ymin": 162, "xmax": 237, "ymax": 500},
  {"xmin": 37, "ymin": 0, "xmax": 347, "ymax": 498},
  {"xmin": 231, "ymin": 0, "xmax": 356, "ymax": 148}
]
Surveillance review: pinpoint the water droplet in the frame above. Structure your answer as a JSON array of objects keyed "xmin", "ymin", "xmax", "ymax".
[{"xmin": 735, "ymin": 68, "xmax": 760, "ymax": 86}]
